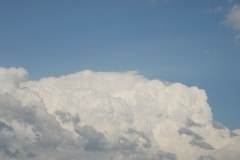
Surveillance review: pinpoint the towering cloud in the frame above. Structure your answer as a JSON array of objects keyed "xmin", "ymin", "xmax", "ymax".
[{"xmin": 0, "ymin": 66, "xmax": 239, "ymax": 160}]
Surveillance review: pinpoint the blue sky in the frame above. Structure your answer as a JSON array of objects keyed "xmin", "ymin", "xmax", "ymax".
[{"xmin": 0, "ymin": 0, "xmax": 240, "ymax": 129}]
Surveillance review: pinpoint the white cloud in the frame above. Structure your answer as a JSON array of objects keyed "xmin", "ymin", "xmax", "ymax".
[
  {"xmin": 0, "ymin": 67, "xmax": 28, "ymax": 93},
  {"xmin": 0, "ymin": 66, "xmax": 240, "ymax": 160},
  {"xmin": 224, "ymin": 4, "xmax": 240, "ymax": 30},
  {"xmin": 223, "ymin": 4, "xmax": 240, "ymax": 44}
]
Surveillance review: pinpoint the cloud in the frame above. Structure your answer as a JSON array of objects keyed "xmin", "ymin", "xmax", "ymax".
[
  {"xmin": 208, "ymin": 6, "xmax": 224, "ymax": 13},
  {"xmin": 0, "ymin": 66, "xmax": 240, "ymax": 160},
  {"xmin": 224, "ymin": 4, "xmax": 240, "ymax": 30},
  {"xmin": 198, "ymin": 155, "xmax": 215, "ymax": 160},
  {"xmin": 234, "ymin": 33, "xmax": 240, "ymax": 45},
  {"xmin": 223, "ymin": 4, "xmax": 240, "ymax": 44}
]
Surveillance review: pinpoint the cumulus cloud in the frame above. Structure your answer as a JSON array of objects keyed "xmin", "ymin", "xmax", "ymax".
[{"xmin": 0, "ymin": 66, "xmax": 240, "ymax": 160}]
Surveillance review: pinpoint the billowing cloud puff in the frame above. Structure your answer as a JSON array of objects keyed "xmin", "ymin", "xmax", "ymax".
[{"xmin": 0, "ymin": 66, "xmax": 240, "ymax": 160}]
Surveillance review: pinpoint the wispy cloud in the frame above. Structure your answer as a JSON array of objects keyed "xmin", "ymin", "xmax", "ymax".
[
  {"xmin": 208, "ymin": 6, "xmax": 225, "ymax": 13},
  {"xmin": 223, "ymin": 4, "xmax": 240, "ymax": 44},
  {"xmin": 224, "ymin": 4, "xmax": 240, "ymax": 30}
]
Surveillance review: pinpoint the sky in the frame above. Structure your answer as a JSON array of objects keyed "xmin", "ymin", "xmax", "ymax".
[{"xmin": 0, "ymin": 0, "xmax": 240, "ymax": 132}]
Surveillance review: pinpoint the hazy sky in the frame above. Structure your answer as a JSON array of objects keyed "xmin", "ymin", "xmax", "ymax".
[{"xmin": 0, "ymin": 0, "xmax": 240, "ymax": 129}]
